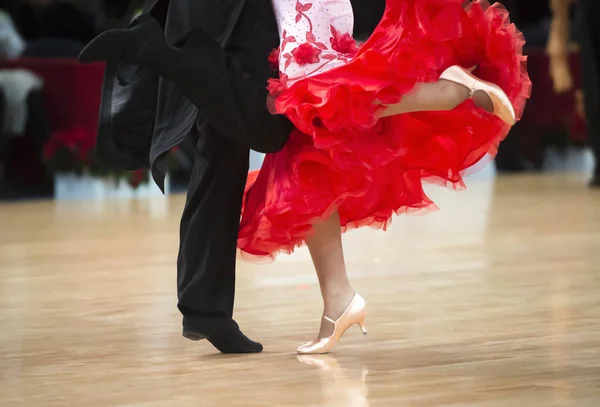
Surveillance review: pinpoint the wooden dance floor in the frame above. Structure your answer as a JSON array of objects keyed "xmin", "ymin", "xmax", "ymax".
[{"xmin": 1, "ymin": 174, "xmax": 599, "ymax": 406}]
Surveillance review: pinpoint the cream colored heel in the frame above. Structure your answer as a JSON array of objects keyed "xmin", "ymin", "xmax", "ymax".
[
  {"xmin": 357, "ymin": 316, "xmax": 368, "ymax": 335},
  {"xmin": 439, "ymin": 65, "xmax": 516, "ymax": 126},
  {"xmin": 297, "ymin": 293, "xmax": 367, "ymax": 354}
]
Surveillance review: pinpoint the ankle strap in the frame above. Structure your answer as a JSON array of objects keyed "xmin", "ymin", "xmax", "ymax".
[{"xmin": 323, "ymin": 316, "xmax": 336, "ymax": 324}]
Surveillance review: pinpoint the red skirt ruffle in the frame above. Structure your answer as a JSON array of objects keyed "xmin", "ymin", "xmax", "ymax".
[{"xmin": 238, "ymin": 0, "xmax": 531, "ymax": 261}]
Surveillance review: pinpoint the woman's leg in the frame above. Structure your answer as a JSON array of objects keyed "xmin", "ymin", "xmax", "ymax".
[
  {"xmin": 305, "ymin": 211, "xmax": 355, "ymax": 338},
  {"xmin": 379, "ymin": 79, "xmax": 493, "ymax": 118}
]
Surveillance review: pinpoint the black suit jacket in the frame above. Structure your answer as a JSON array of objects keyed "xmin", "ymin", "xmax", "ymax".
[
  {"xmin": 95, "ymin": 0, "xmax": 272, "ymax": 191},
  {"xmin": 95, "ymin": 0, "xmax": 384, "ymax": 191}
]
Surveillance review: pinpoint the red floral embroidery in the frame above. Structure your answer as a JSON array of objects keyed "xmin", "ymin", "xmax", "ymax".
[
  {"xmin": 292, "ymin": 43, "xmax": 322, "ymax": 65},
  {"xmin": 295, "ymin": 1, "xmax": 313, "ymax": 25},
  {"xmin": 281, "ymin": 30, "xmax": 297, "ymax": 51},
  {"xmin": 330, "ymin": 25, "xmax": 358, "ymax": 55},
  {"xmin": 268, "ymin": 48, "xmax": 280, "ymax": 71},
  {"xmin": 282, "ymin": 53, "xmax": 293, "ymax": 70},
  {"xmin": 274, "ymin": 1, "xmax": 357, "ymax": 81},
  {"xmin": 306, "ymin": 31, "xmax": 328, "ymax": 50}
]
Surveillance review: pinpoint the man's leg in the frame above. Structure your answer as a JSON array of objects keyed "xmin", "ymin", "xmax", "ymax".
[
  {"xmin": 579, "ymin": 0, "xmax": 600, "ymax": 185},
  {"xmin": 79, "ymin": 15, "xmax": 292, "ymax": 153},
  {"xmin": 177, "ymin": 126, "xmax": 262, "ymax": 353}
]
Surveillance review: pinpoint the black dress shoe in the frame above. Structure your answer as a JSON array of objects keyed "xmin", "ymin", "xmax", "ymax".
[
  {"xmin": 183, "ymin": 317, "xmax": 263, "ymax": 354},
  {"xmin": 79, "ymin": 15, "xmax": 165, "ymax": 65}
]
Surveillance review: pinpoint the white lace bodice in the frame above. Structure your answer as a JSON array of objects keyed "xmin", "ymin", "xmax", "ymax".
[{"xmin": 271, "ymin": 0, "xmax": 356, "ymax": 84}]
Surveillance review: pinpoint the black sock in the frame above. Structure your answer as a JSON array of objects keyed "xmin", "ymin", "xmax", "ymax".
[
  {"xmin": 183, "ymin": 317, "xmax": 263, "ymax": 354},
  {"xmin": 206, "ymin": 319, "xmax": 263, "ymax": 354}
]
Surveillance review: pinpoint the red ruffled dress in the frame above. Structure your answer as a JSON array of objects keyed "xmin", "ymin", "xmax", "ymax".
[{"xmin": 238, "ymin": 0, "xmax": 531, "ymax": 260}]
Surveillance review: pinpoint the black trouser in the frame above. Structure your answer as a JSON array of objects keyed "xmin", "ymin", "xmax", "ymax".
[
  {"xmin": 176, "ymin": 125, "xmax": 250, "ymax": 330},
  {"xmin": 579, "ymin": 0, "xmax": 600, "ymax": 175},
  {"xmin": 166, "ymin": 2, "xmax": 289, "ymax": 332}
]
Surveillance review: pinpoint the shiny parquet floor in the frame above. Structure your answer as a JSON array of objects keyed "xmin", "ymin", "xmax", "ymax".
[{"xmin": 1, "ymin": 174, "xmax": 599, "ymax": 406}]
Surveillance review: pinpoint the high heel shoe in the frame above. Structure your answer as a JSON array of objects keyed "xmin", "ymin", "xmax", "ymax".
[
  {"xmin": 297, "ymin": 293, "xmax": 368, "ymax": 354},
  {"xmin": 439, "ymin": 65, "xmax": 516, "ymax": 126}
]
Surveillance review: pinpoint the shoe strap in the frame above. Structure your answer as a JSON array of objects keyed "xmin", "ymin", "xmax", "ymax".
[
  {"xmin": 468, "ymin": 78, "xmax": 478, "ymax": 97},
  {"xmin": 323, "ymin": 316, "xmax": 336, "ymax": 324}
]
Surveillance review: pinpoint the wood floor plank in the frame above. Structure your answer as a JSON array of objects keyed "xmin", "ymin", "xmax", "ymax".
[{"xmin": 0, "ymin": 175, "xmax": 599, "ymax": 406}]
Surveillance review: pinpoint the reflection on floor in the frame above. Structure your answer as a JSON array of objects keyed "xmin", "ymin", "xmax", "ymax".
[{"xmin": 0, "ymin": 173, "xmax": 599, "ymax": 406}]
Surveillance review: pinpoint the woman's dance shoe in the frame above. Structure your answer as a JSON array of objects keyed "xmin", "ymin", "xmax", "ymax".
[
  {"xmin": 297, "ymin": 293, "xmax": 367, "ymax": 355},
  {"xmin": 439, "ymin": 65, "xmax": 516, "ymax": 126}
]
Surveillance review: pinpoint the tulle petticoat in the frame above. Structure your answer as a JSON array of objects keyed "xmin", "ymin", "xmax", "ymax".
[{"xmin": 238, "ymin": 0, "xmax": 532, "ymax": 261}]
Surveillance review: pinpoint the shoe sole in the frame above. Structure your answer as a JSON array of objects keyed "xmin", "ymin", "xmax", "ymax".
[
  {"xmin": 182, "ymin": 331, "xmax": 207, "ymax": 341},
  {"xmin": 183, "ymin": 330, "xmax": 263, "ymax": 353}
]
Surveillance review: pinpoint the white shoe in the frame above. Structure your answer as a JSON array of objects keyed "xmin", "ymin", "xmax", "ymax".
[
  {"xmin": 297, "ymin": 293, "xmax": 368, "ymax": 354},
  {"xmin": 439, "ymin": 65, "xmax": 516, "ymax": 126}
]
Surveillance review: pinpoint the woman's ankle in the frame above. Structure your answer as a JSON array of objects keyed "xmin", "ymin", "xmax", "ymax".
[{"xmin": 323, "ymin": 286, "xmax": 355, "ymax": 309}]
